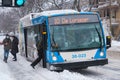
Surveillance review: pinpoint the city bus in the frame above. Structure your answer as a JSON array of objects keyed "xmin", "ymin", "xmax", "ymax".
[{"xmin": 19, "ymin": 9, "xmax": 111, "ymax": 71}]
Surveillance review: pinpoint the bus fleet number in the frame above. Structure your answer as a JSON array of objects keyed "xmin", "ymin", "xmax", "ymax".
[{"xmin": 72, "ymin": 54, "xmax": 86, "ymax": 59}]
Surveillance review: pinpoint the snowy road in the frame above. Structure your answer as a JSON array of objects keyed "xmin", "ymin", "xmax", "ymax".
[
  {"xmin": 71, "ymin": 58, "xmax": 120, "ymax": 80},
  {"xmin": 2, "ymin": 50, "xmax": 120, "ymax": 80},
  {"xmin": 71, "ymin": 49, "xmax": 120, "ymax": 80},
  {"xmin": 0, "ymin": 44, "xmax": 95, "ymax": 80},
  {"xmin": 0, "ymin": 48, "xmax": 120, "ymax": 80},
  {"xmin": 0, "ymin": 35, "xmax": 120, "ymax": 80}
]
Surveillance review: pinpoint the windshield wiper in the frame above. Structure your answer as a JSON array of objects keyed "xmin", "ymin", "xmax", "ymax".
[
  {"xmin": 51, "ymin": 28, "xmax": 58, "ymax": 48},
  {"xmin": 94, "ymin": 25, "xmax": 102, "ymax": 49}
]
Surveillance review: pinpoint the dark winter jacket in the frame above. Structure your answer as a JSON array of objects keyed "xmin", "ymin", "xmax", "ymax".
[
  {"xmin": 36, "ymin": 39, "xmax": 43, "ymax": 57},
  {"xmin": 3, "ymin": 37, "xmax": 11, "ymax": 50},
  {"xmin": 11, "ymin": 36, "xmax": 19, "ymax": 54}
]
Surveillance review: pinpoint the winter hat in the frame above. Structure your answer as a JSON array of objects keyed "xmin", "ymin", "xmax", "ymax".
[{"xmin": 9, "ymin": 32, "xmax": 14, "ymax": 36}]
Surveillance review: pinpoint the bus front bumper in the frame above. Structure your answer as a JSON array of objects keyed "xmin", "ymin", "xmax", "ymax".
[{"xmin": 50, "ymin": 58, "xmax": 108, "ymax": 70}]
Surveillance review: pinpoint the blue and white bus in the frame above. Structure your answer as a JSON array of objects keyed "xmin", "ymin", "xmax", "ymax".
[{"xmin": 19, "ymin": 9, "xmax": 111, "ymax": 71}]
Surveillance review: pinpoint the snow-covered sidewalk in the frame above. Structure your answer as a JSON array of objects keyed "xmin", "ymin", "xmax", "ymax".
[
  {"xmin": 0, "ymin": 36, "xmax": 96, "ymax": 80},
  {"xmin": 0, "ymin": 55, "xmax": 15, "ymax": 80},
  {"xmin": 0, "ymin": 45, "xmax": 96, "ymax": 80}
]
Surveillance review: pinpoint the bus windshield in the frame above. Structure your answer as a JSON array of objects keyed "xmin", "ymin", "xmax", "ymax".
[{"xmin": 50, "ymin": 23, "xmax": 104, "ymax": 51}]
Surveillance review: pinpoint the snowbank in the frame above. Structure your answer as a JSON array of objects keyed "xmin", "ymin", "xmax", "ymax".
[
  {"xmin": 108, "ymin": 40, "xmax": 120, "ymax": 52},
  {"xmin": 0, "ymin": 42, "xmax": 15, "ymax": 80},
  {"xmin": 0, "ymin": 60, "xmax": 15, "ymax": 80}
]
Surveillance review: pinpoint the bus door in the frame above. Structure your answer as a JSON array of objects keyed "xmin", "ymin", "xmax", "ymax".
[
  {"xmin": 39, "ymin": 23, "xmax": 47, "ymax": 68},
  {"xmin": 25, "ymin": 23, "xmax": 47, "ymax": 68}
]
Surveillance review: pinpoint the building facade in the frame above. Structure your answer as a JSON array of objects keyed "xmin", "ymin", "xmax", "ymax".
[{"xmin": 90, "ymin": 0, "xmax": 120, "ymax": 39}]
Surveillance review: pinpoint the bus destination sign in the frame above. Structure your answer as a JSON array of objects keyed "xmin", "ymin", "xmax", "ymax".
[{"xmin": 48, "ymin": 14, "xmax": 99, "ymax": 25}]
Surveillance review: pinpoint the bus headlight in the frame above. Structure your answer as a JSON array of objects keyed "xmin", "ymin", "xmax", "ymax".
[
  {"xmin": 100, "ymin": 52, "xmax": 104, "ymax": 56},
  {"xmin": 52, "ymin": 56, "xmax": 57, "ymax": 61}
]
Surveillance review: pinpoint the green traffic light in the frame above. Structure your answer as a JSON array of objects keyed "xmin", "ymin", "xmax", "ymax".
[{"xmin": 16, "ymin": 0, "xmax": 24, "ymax": 6}]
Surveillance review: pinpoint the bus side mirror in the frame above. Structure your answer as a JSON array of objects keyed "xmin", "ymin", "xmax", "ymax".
[{"xmin": 106, "ymin": 36, "xmax": 111, "ymax": 49}]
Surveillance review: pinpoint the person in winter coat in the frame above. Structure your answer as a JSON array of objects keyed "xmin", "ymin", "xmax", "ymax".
[
  {"xmin": 10, "ymin": 33, "xmax": 19, "ymax": 61},
  {"xmin": 2, "ymin": 34, "xmax": 11, "ymax": 63},
  {"xmin": 30, "ymin": 34, "xmax": 43, "ymax": 69}
]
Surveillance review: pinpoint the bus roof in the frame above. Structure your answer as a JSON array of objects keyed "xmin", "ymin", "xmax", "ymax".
[
  {"xmin": 20, "ymin": 9, "xmax": 79, "ymax": 27},
  {"xmin": 34, "ymin": 9, "xmax": 79, "ymax": 18},
  {"xmin": 20, "ymin": 13, "xmax": 41, "ymax": 27}
]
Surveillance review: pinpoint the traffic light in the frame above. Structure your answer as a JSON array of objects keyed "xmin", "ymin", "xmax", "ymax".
[
  {"xmin": 15, "ymin": 0, "xmax": 25, "ymax": 7},
  {"xmin": 2, "ymin": 0, "xmax": 12, "ymax": 7},
  {"xmin": 1, "ymin": 0, "xmax": 26, "ymax": 7}
]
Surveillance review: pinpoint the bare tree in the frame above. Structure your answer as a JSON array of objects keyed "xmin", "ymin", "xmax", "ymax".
[
  {"xmin": 14, "ymin": 0, "xmax": 93, "ymax": 18},
  {"xmin": 46, "ymin": 0, "xmax": 74, "ymax": 10},
  {"xmin": 13, "ymin": 0, "xmax": 36, "ymax": 18},
  {"xmin": 0, "ymin": 11, "xmax": 18, "ymax": 32},
  {"xmin": 89, "ymin": 0, "xmax": 97, "ymax": 11},
  {"xmin": 34, "ymin": 0, "xmax": 48, "ymax": 11},
  {"xmin": 13, "ymin": 0, "xmax": 48, "ymax": 18},
  {"xmin": 72, "ymin": 0, "xmax": 81, "ymax": 11},
  {"xmin": 47, "ymin": 0, "xmax": 63, "ymax": 9}
]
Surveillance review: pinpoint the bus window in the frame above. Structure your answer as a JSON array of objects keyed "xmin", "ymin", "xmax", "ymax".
[
  {"xmin": 50, "ymin": 22, "xmax": 103, "ymax": 51},
  {"xmin": 26, "ymin": 25, "xmax": 42, "ymax": 59}
]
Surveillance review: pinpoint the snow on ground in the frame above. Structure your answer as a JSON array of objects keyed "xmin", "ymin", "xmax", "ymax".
[
  {"xmin": 0, "ymin": 55, "xmax": 15, "ymax": 80},
  {"xmin": 108, "ymin": 40, "xmax": 120, "ymax": 51},
  {"xmin": 0, "ymin": 35, "xmax": 97, "ymax": 80},
  {"xmin": 0, "ymin": 36, "xmax": 15, "ymax": 80},
  {"xmin": 0, "ymin": 47, "xmax": 95, "ymax": 80}
]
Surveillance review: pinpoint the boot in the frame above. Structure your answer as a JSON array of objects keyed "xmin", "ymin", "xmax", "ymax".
[
  {"xmin": 13, "ymin": 59, "xmax": 17, "ymax": 61},
  {"xmin": 3, "ymin": 57, "xmax": 7, "ymax": 63},
  {"xmin": 30, "ymin": 64, "xmax": 35, "ymax": 69}
]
